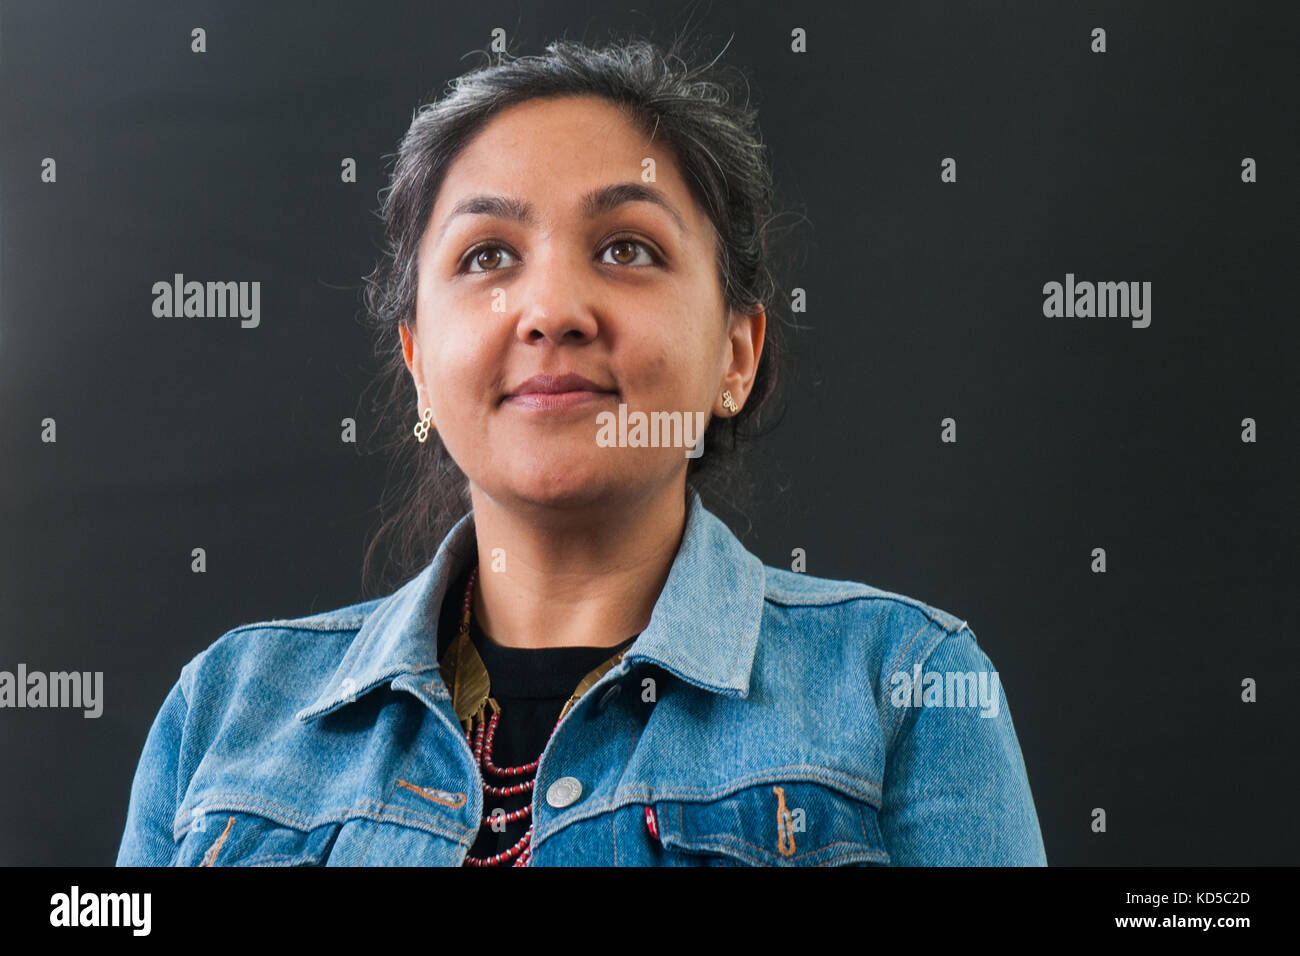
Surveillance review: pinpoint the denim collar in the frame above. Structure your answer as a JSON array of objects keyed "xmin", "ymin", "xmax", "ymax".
[{"xmin": 296, "ymin": 486, "xmax": 765, "ymax": 723}]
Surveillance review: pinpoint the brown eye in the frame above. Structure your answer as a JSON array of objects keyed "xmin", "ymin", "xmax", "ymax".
[
  {"xmin": 461, "ymin": 244, "xmax": 518, "ymax": 273},
  {"xmin": 600, "ymin": 237, "xmax": 658, "ymax": 267}
]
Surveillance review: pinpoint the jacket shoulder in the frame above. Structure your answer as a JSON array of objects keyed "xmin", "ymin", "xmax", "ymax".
[
  {"xmin": 761, "ymin": 565, "xmax": 990, "ymax": 753},
  {"xmin": 762, "ymin": 564, "xmax": 969, "ymax": 635},
  {"xmin": 761, "ymin": 566, "xmax": 977, "ymax": 693},
  {"xmin": 220, "ymin": 596, "xmax": 385, "ymax": 637},
  {"xmin": 178, "ymin": 596, "xmax": 384, "ymax": 690}
]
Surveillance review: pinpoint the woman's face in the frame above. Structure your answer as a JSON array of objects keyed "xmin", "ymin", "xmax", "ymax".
[{"xmin": 401, "ymin": 94, "xmax": 763, "ymax": 512}]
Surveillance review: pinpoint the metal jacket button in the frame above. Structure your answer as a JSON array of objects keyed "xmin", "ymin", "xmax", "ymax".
[{"xmin": 546, "ymin": 776, "xmax": 583, "ymax": 808}]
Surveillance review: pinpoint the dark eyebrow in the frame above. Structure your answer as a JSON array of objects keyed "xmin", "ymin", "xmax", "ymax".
[{"xmin": 433, "ymin": 182, "xmax": 688, "ymax": 247}]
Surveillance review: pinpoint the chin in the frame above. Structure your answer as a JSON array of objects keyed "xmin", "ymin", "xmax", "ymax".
[{"xmin": 501, "ymin": 460, "xmax": 614, "ymax": 510}]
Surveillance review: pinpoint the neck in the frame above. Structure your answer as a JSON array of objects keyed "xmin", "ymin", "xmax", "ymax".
[{"xmin": 466, "ymin": 479, "xmax": 688, "ymax": 650}]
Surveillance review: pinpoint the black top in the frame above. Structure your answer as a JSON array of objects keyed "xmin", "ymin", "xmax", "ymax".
[{"xmin": 436, "ymin": 565, "xmax": 638, "ymax": 861}]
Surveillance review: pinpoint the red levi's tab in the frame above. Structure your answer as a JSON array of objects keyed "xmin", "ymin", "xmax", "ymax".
[{"xmin": 645, "ymin": 806, "xmax": 660, "ymax": 842}]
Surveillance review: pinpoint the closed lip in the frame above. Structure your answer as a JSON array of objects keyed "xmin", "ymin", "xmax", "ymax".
[{"xmin": 504, "ymin": 373, "xmax": 617, "ymax": 399}]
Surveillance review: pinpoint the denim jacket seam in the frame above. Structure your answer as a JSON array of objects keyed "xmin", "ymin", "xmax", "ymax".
[
  {"xmin": 173, "ymin": 794, "xmax": 474, "ymax": 843},
  {"xmin": 881, "ymin": 616, "xmax": 935, "ymax": 707},
  {"xmin": 763, "ymin": 585, "xmax": 963, "ymax": 628},
  {"xmin": 855, "ymin": 800, "xmax": 872, "ymax": 845},
  {"xmin": 219, "ymin": 617, "xmax": 369, "ymax": 638},
  {"xmin": 927, "ymin": 610, "xmax": 969, "ymax": 635},
  {"xmin": 619, "ymin": 766, "xmax": 883, "ymax": 804},
  {"xmin": 234, "ymin": 851, "xmax": 323, "ymax": 866},
  {"xmin": 532, "ymin": 767, "xmax": 883, "ymax": 845},
  {"xmin": 762, "ymin": 586, "xmax": 878, "ymax": 608},
  {"xmin": 878, "ymin": 629, "xmax": 972, "ymax": 754},
  {"xmin": 882, "ymin": 620, "xmax": 952, "ymax": 751},
  {"xmin": 672, "ymin": 833, "xmax": 889, "ymax": 865}
]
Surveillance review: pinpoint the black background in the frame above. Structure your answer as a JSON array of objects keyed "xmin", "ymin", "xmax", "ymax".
[{"xmin": 1, "ymin": 0, "xmax": 1295, "ymax": 866}]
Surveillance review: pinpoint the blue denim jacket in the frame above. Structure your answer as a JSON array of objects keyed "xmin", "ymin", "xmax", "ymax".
[{"xmin": 116, "ymin": 487, "xmax": 1047, "ymax": 866}]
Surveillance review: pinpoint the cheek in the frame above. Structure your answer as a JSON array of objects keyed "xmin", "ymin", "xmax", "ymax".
[
  {"xmin": 615, "ymin": 342, "xmax": 672, "ymax": 402},
  {"xmin": 619, "ymin": 346, "xmax": 715, "ymax": 414},
  {"xmin": 420, "ymin": 343, "xmax": 477, "ymax": 423},
  {"xmin": 640, "ymin": 348, "xmax": 673, "ymax": 383},
  {"xmin": 621, "ymin": 299, "xmax": 716, "ymax": 370},
  {"xmin": 422, "ymin": 311, "xmax": 495, "ymax": 377},
  {"xmin": 654, "ymin": 319, "xmax": 721, "ymax": 384}
]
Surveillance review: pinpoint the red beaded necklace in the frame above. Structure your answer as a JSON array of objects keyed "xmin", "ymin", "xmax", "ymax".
[
  {"xmin": 450, "ymin": 565, "xmax": 631, "ymax": 868},
  {"xmin": 456, "ymin": 566, "xmax": 546, "ymax": 866}
]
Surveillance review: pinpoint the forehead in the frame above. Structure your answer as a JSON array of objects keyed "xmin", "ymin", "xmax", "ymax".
[{"xmin": 429, "ymin": 94, "xmax": 703, "ymax": 234}]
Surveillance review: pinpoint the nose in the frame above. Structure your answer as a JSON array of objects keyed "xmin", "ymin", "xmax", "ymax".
[{"xmin": 513, "ymin": 247, "xmax": 600, "ymax": 345}]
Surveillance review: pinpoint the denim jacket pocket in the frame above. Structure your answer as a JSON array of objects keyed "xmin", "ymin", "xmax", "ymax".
[
  {"xmin": 173, "ymin": 804, "xmax": 339, "ymax": 867},
  {"xmin": 653, "ymin": 776, "xmax": 889, "ymax": 866}
]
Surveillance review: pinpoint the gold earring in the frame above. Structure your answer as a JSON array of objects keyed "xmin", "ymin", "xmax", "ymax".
[
  {"xmin": 413, "ymin": 407, "xmax": 434, "ymax": 442},
  {"xmin": 721, "ymin": 389, "xmax": 739, "ymax": 414}
]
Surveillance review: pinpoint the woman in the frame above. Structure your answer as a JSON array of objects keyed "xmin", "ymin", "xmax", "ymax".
[{"xmin": 117, "ymin": 37, "xmax": 1046, "ymax": 866}]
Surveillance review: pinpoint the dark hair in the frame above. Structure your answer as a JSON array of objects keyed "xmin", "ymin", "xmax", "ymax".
[{"xmin": 357, "ymin": 33, "xmax": 800, "ymax": 598}]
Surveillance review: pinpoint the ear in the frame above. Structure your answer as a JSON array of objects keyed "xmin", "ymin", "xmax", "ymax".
[
  {"xmin": 399, "ymin": 322, "xmax": 428, "ymax": 410},
  {"xmin": 716, "ymin": 306, "xmax": 766, "ymax": 415}
]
